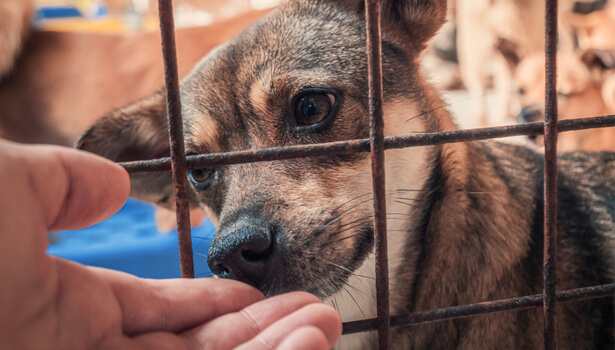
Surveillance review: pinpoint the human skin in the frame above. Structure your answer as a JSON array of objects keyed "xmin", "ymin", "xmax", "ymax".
[{"xmin": 0, "ymin": 139, "xmax": 342, "ymax": 350}]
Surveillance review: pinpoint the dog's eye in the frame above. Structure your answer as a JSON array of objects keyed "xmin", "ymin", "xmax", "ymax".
[
  {"xmin": 293, "ymin": 91, "xmax": 336, "ymax": 126},
  {"xmin": 188, "ymin": 168, "xmax": 214, "ymax": 187},
  {"xmin": 518, "ymin": 87, "xmax": 526, "ymax": 96}
]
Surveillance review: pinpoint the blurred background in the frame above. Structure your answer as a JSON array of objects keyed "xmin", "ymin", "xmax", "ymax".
[
  {"xmin": 1, "ymin": 0, "xmax": 613, "ymax": 278},
  {"xmin": 34, "ymin": 0, "xmax": 281, "ymax": 31}
]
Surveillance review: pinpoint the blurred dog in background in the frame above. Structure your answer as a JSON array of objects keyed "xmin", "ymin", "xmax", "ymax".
[
  {"xmin": 426, "ymin": 0, "xmax": 612, "ymax": 131},
  {"xmin": 515, "ymin": 49, "xmax": 615, "ymax": 152},
  {"xmin": 514, "ymin": 0, "xmax": 614, "ymax": 152}
]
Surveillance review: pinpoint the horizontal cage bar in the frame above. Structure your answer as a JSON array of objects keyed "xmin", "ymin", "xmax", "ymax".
[
  {"xmin": 120, "ymin": 115, "xmax": 615, "ymax": 173},
  {"xmin": 342, "ymin": 283, "xmax": 615, "ymax": 335}
]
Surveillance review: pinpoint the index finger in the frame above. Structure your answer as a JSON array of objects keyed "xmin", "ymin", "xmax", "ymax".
[{"xmin": 92, "ymin": 268, "xmax": 265, "ymax": 335}]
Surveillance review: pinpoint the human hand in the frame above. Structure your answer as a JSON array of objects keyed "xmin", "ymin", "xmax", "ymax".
[{"xmin": 0, "ymin": 140, "xmax": 342, "ymax": 349}]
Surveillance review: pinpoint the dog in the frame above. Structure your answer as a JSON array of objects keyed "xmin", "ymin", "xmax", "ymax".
[
  {"xmin": 77, "ymin": 0, "xmax": 614, "ymax": 348},
  {"xmin": 567, "ymin": 0, "xmax": 615, "ymax": 51},
  {"xmin": 515, "ymin": 49, "xmax": 615, "ymax": 152},
  {"xmin": 454, "ymin": 0, "xmax": 583, "ymax": 127}
]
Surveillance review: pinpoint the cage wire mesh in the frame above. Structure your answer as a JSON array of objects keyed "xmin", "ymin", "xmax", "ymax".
[{"xmin": 116, "ymin": 0, "xmax": 615, "ymax": 348}]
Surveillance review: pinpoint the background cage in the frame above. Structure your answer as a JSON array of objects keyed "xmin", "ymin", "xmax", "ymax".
[{"xmin": 118, "ymin": 0, "xmax": 615, "ymax": 349}]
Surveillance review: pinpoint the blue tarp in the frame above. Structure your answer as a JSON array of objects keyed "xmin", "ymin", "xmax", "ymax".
[{"xmin": 47, "ymin": 198, "xmax": 215, "ymax": 279}]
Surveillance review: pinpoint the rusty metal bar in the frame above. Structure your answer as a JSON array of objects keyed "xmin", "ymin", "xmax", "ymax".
[
  {"xmin": 364, "ymin": 0, "xmax": 390, "ymax": 348},
  {"xmin": 119, "ymin": 115, "xmax": 615, "ymax": 173},
  {"xmin": 342, "ymin": 283, "xmax": 615, "ymax": 335},
  {"xmin": 157, "ymin": 0, "xmax": 194, "ymax": 278},
  {"xmin": 543, "ymin": 0, "xmax": 559, "ymax": 347}
]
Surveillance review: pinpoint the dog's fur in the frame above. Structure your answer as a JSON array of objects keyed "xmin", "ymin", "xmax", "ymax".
[
  {"xmin": 516, "ymin": 50, "xmax": 615, "ymax": 152},
  {"xmin": 78, "ymin": 0, "xmax": 614, "ymax": 348}
]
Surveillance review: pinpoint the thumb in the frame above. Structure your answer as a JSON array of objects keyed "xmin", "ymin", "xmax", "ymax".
[{"xmin": 1, "ymin": 140, "xmax": 130, "ymax": 232}]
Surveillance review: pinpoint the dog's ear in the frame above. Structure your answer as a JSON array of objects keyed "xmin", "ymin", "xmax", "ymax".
[
  {"xmin": 495, "ymin": 37, "xmax": 521, "ymax": 69},
  {"xmin": 581, "ymin": 49, "xmax": 615, "ymax": 70},
  {"xmin": 337, "ymin": 0, "xmax": 447, "ymax": 48},
  {"xmin": 580, "ymin": 49, "xmax": 615, "ymax": 82},
  {"xmin": 77, "ymin": 91, "xmax": 182, "ymax": 209}
]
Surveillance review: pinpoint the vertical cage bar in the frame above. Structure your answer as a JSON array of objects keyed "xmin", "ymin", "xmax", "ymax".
[
  {"xmin": 543, "ymin": 0, "xmax": 559, "ymax": 347},
  {"xmin": 157, "ymin": 0, "xmax": 195, "ymax": 278},
  {"xmin": 365, "ymin": 0, "xmax": 390, "ymax": 348}
]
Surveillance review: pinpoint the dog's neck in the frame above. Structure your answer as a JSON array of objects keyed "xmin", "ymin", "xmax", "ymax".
[
  {"xmin": 329, "ymin": 83, "xmax": 537, "ymax": 348},
  {"xmin": 391, "ymin": 138, "xmax": 538, "ymax": 347}
]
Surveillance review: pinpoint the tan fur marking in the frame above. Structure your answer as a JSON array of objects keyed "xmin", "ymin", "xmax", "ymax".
[
  {"xmin": 249, "ymin": 73, "xmax": 272, "ymax": 117},
  {"xmin": 185, "ymin": 113, "xmax": 218, "ymax": 150}
]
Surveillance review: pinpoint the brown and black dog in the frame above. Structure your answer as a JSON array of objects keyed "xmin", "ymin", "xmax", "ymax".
[{"xmin": 78, "ymin": 0, "xmax": 613, "ymax": 348}]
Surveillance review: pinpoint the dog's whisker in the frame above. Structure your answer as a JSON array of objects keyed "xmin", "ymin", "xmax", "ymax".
[
  {"xmin": 336, "ymin": 218, "xmax": 374, "ymax": 233},
  {"xmin": 341, "ymin": 280, "xmax": 370, "ymax": 299},
  {"xmin": 332, "ymin": 228, "xmax": 372, "ymax": 244},
  {"xmin": 462, "ymin": 191, "xmax": 503, "ymax": 194},
  {"xmin": 336, "ymin": 215, "xmax": 373, "ymax": 229},
  {"xmin": 329, "ymin": 294, "xmax": 340, "ymax": 314},
  {"xmin": 394, "ymin": 200, "xmax": 420, "ymax": 208},
  {"xmin": 327, "ymin": 261, "xmax": 376, "ymax": 281},
  {"xmin": 320, "ymin": 214, "xmax": 344, "ymax": 231},
  {"xmin": 396, "ymin": 197, "xmax": 422, "ymax": 201},
  {"xmin": 343, "ymin": 286, "xmax": 367, "ymax": 320},
  {"xmin": 334, "ymin": 192, "xmax": 373, "ymax": 212}
]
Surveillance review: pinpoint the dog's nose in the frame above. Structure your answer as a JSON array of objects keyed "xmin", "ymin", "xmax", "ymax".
[
  {"xmin": 517, "ymin": 106, "xmax": 543, "ymax": 124},
  {"xmin": 207, "ymin": 220, "xmax": 274, "ymax": 288}
]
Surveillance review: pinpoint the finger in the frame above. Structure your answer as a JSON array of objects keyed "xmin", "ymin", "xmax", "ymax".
[
  {"xmin": 94, "ymin": 333, "xmax": 190, "ymax": 350},
  {"xmin": 41, "ymin": 146, "xmax": 130, "ymax": 231},
  {"xmin": 184, "ymin": 292, "xmax": 323, "ymax": 349},
  {"xmin": 131, "ymin": 332, "xmax": 191, "ymax": 350},
  {"xmin": 275, "ymin": 326, "xmax": 331, "ymax": 350},
  {"xmin": 0, "ymin": 141, "xmax": 129, "ymax": 231},
  {"xmin": 91, "ymin": 268, "xmax": 264, "ymax": 335},
  {"xmin": 234, "ymin": 303, "xmax": 342, "ymax": 350}
]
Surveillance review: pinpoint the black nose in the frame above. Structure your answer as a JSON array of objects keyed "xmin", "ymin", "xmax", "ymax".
[
  {"xmin": 517, "ymin": 106, "xmax": 543, "ymax": 124},
  {"xmin": 207, "ymin": 220, "xmax": 275, "ymax": 288}
]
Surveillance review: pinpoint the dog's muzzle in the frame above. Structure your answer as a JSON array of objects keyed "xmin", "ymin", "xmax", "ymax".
[
  {"xmin": 207, "ymin": 218, "xmax": 275, "ymax": 289},
  {"xmin": 516, "ymin": 106, "xmax": 543, "ymax": 124}
]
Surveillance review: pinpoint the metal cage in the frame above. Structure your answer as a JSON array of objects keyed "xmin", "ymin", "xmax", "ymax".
[{"xmin": 120, "ymin": 0, "xmax": 615, "ymax": 349}]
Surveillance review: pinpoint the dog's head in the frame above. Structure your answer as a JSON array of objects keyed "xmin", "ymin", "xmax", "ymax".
[
  {"xmin": 78, "ymin": 0, "xmax": 446, "ymax": 299},
  {"xmin": 514, "ymin": 49, "xmax": 612, "ymax": 143}
]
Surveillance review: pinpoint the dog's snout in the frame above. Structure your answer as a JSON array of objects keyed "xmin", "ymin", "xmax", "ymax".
[
  {"xmin": 516, "ymin": 106, "xmax": 543, "ymax": 124},
  {"xmin": 207, "ymin": 221, "xmax": 275, "ymax": 288}
]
